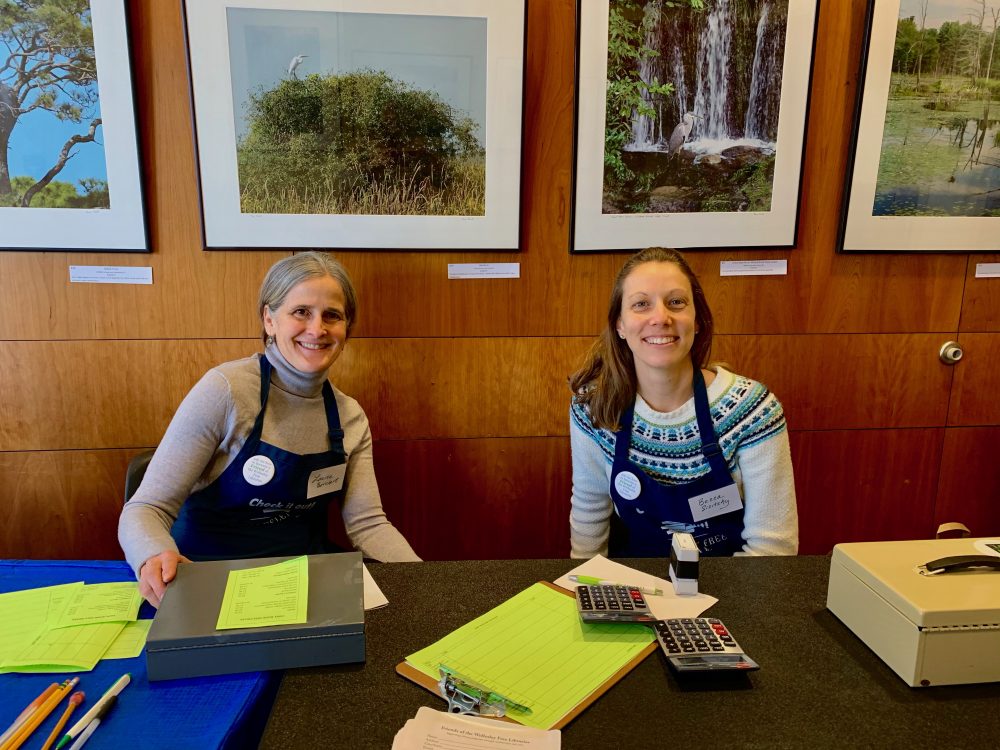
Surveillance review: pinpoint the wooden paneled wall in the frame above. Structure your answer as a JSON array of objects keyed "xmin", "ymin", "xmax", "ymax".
[{"xmin": 1, "ymin": 0, "xmax": 998, "ymax": 562}]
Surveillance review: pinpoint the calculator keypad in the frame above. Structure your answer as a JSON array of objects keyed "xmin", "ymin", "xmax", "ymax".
[
  {"xmin": 653, "ymin": 618, "xmax": 759, "ymax": 672},
  {"xmin": 576, "ymin": 585, "xmax": 654, "ymax": 623}
]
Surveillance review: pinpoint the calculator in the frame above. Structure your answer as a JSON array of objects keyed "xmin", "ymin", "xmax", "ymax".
[
  {"xmin": 575, "ymin": 584, "xmax": 655, "ymax": 623},
  {"xmin": 652, "ymin": 617, "xmax": 759, "ymax": 673}
]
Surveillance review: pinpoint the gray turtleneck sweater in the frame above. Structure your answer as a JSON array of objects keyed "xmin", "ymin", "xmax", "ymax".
[{"xmin": 118, "ymin": 344, "xmax": 420, "ymax": 575}]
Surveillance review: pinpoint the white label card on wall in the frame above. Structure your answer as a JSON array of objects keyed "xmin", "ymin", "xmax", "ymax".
[
  {"xmin": 69, "ymin": 266, "xmax": 153, "ymax": 284},
  {"xmin": 688, "ymin": 484, "xmax": 743, "ymax": 522},
  {"xmin": 307, "ymin": 464, "xmax": 346, "ymax": 499},
  {"xmin": 975, "ymin": 263, "xmax": 1000, "ymax": 278},
  {"xmin": 447, "ymin": 263, "xmax": 520, "ymax": 279},
  {"xmin": 719, "ymin": 260, "xmax": 787, "ymax": 277}
]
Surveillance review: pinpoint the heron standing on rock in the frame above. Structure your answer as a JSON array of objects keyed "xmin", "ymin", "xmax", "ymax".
[
  {"xmin": 667, "ymin": 112, "xmax": 700, "ymax": 157},
  {"xmin": 287, "ymin": 54, "xmax": 308, "ymax": 79}
]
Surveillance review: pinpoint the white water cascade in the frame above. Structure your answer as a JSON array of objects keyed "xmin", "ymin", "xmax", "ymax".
[
  {"xmin": 628, "ymin": 3, "xmax": 664, "ymax": 150},
  {"xmin": 622, "ymin": 0, "xmax": 783, "ymax": 155},
  {"xmin": 693, "ymin": 0, "xmax": 732, "ymax": 141},
  {"xmin": 745, "ymin": 1, "xmax": 778, "ymax": 140}
]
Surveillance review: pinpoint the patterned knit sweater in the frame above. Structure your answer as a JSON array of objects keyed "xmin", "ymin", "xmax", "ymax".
[{"xmin": 570, "ymin": 367, "xmax": 798, "ymax": 558}]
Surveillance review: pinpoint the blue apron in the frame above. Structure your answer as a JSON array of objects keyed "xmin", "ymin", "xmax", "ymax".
[
  {"xmin": 171, "ymin": 355, "xmax": 348, "ymax": 561},
  {"xmin": 608, "ymin": 366, "xmax": 745, "ymax": 557}
]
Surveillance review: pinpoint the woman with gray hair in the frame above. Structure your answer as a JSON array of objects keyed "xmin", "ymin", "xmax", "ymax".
[{"xmin": 119, "ymin": 251, "xmax": 419, "ymax": 607}]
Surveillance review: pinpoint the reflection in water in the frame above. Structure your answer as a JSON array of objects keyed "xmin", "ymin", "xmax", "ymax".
[{"xmin": 874, "ymin": 109, "xmax": 1000, "ymax": 217}]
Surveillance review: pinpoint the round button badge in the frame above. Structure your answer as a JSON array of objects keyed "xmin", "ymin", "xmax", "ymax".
[
  {"xmin": 614, "ymin": 471, "xmax": 641, "ymax": 500},
  {"xmin": 243, "ymin": 455, "xmax": 275, "ymax": 486}
]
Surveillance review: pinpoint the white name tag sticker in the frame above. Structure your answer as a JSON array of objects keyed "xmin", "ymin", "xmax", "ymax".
[
  {"xmin": 307, "ymin": 464, "xmax": 346, "ymax": 499},
  {"xmin": 688, "ymin": 484, "xmax": 743, "ymax": 522}
]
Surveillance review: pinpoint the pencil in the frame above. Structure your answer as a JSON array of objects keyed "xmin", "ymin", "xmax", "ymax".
[
  {"xmin": 0, "ymin": 678, "xmax": 76, "ymax": 750},
  {"xmin": 39, "ymin": 692, "xmax": 85, "ymax": 750},
  {"xmin": 0, "ymin": 683, "xmax": 59, "ymax": 746}
]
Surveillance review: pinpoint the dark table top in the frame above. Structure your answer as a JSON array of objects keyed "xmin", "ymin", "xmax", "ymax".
[{"xmin": 259, "ymin": 556, "xmax": 1000, "ymax": 749}]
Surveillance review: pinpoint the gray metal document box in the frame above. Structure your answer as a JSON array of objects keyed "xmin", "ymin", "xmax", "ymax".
[{"xmin": 146, "ymin": 552, "xmax": 365, "ymax": 681}]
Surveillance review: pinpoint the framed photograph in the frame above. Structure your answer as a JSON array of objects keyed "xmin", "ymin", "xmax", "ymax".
[
  {"xmin": 572, "ymin": 0, "xmax": 818, "ymax": 252},
  {"xmin": 183, "ymin": 0, "xmax": 526, "ymax": 251},
  {"xmin": 0, "ymin": 0, "xmax": 148, "ymax": 252},
  {"xmin": 840, "ymin": 0, "xmax": 1000, "ymax": 253}
]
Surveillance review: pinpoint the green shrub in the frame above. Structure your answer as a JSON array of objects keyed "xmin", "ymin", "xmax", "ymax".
[{"xmin": 237, "ymin": 70, "xmax": 483, "ymax": 213}]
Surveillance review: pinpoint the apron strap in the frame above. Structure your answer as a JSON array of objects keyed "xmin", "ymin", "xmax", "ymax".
[
  {"xmin": 614, "ymin": 366, "xmax": 728, "ymax": 476},
  {"xmin": 321, "ymin": 381, "xmax": 345, "ymax": 442},
  {"xmin": 254, "ymin": 354, "xmax": 346, "ymax": 444},
  {"xmin": 692, "ymin": 366, "xmax": 729, "ymax": 476},
  {"xmin": 613, "ymin": 405, "xmax": 635, "ymax": 464}
]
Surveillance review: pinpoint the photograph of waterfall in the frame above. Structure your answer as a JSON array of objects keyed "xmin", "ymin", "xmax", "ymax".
[
  {"xmin": 573, "ymin": 0, "xmax": 817, "ymax": 251},
  {"xmin": 841, "ymin": 0, "xmax": 1000, "ymax": 252},
  {"xmin": 184, "ymin": 0, "xmax": 525, "ymax": 251}
]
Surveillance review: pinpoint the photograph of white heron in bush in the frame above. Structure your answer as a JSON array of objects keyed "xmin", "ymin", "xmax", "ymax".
[
  {"xmin": 603, "ymin": 0, "xmax": 790, "ymax": 214},
  {"xmin": 872, "ymin": 0, "xmax": 1000, "ymax": 217},
  {"xmin": 226, "ymin": 9, "xmax": 486, "ymax": 217}
]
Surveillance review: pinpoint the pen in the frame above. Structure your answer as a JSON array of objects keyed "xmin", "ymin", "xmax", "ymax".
[
  {"xmin": 55, "ymin": 673, "xmax": 130, "ymax": 750},
  {"xmin": 66, "ymin": 696, "xmax": 116, "ymax": 750},
  {"xmin": 569, "ymin": 575, "xmax": 663, "ymax": 596}
]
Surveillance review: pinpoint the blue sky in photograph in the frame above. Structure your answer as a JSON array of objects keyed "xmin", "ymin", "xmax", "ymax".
[
  {"xmin": 0, "ymin": 40, "xmax": 108, "ymax": 188},
  {"xmin": 226, "ymin": 9, "xmax": 487, "ymax": 144}
]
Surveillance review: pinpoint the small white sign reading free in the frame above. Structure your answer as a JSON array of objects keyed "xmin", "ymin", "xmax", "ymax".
[{"xmin": 687, "ymin": 484, "xmax": 743, "ymax": 522}]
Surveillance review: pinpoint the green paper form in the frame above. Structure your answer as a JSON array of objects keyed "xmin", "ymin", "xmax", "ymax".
[
  {"xmin": 216, "ymin": 555, "xmax": 309, "ymax": 630},
  {"xmin": 1, "ymin": 622, "xmax": 126, "ymax": 673},
  {"xmin": 0, "ymin": 583, "xmax": 83, "ymax": 664},
  {"xmin": 103, "ymin": 619, "xmax": 153, "ymax": 659},
  {"xmin": 53, "ymin": 581, "xmax": 143, "ymax": 627},
  {"xmin": 405, "ymin": 583, "xmax": 654, "ymax": 730}
]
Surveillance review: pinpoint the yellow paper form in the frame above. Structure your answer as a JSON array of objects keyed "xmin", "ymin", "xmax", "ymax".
[
  {"xmin": 0, "ymin": 583, "xmax": 83, "ymax": 664},
  {"xmin": 405, "ymin": 583, "xmax": 654, "ymax": 730},
  {"xmin": 216, "ymin": 555, "xmax": 309, "ymax": 630},
  {"xmin": 52, "ymin": 582, "xmax": 142, "ymax": 627},
  {"xmin": 0, "ymin": 622, "xmax": 126, "ymax": 673},
  {"xmin": 102, "ymin": 619, "xmax": 153, "ymax": 659}
]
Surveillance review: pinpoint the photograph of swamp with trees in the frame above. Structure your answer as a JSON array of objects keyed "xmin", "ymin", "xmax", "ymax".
[
  {"xmin": 227, "ymin": 9, "xmax": 486, "ymax": 217},
  {"xmin": 603, "ymin": 0, "xmax": 791, "ymax": 214},
  {"xmin": 873, "ymin": 0, "xmax": 1000, "ymax": 216},
  {"xmin": 0, "ymin": 0, "xmax": 109, "ymax": 209}
]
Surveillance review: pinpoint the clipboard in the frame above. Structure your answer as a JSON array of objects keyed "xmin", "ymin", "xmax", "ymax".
[{"xmin": 396, "ymin": 580, "xmax": 658, "ymax": 730}]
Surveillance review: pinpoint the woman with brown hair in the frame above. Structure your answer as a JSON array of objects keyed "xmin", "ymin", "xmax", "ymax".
[{"xmin": 569, "ymin": 248, "xmax": 797, "ymax": 558}]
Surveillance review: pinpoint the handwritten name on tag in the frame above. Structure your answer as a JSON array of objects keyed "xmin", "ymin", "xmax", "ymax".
[
  {"xmin": 688, "ymin": 484, "xmax": 743, "ymax": 523},
  {"xmin": 307, "ymin": 464, "xmax": 346, "ymax": 499}
]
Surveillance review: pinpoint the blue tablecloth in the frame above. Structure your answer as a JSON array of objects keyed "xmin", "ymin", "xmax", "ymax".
[{"xmin": 0, "ymin": 561, "xmax": 279, "ymax": 750}]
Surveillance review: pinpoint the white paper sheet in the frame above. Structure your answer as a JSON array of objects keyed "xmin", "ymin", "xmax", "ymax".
[
  {"xmin": 554, "ymin": 555, "xmax": 717, "ymax": 620},
  {"xmin": 363, "ymin": 564, "xmax": 388, "ymax": 611},
  {"xmin": 392, "ymin": 707, "xmax": 560, "ymax": 749}
]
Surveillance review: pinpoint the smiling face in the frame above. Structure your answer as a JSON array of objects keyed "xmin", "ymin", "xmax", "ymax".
[
  {"xmin": 262, "ymin": 275, "xmax": 347, "ymax": 374},
  {"xmin": 616, "ymin": 261, "xmax": 697, "ymax": 383}
]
